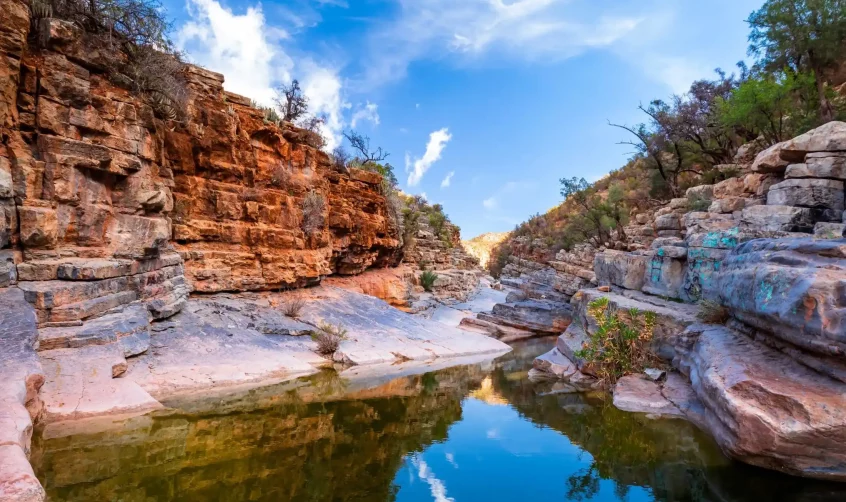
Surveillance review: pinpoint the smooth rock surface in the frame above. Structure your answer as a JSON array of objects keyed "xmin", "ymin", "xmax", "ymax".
[
  {"xmin": 612, "ymin": 375, "xmax": 684, "ymax": 417},
  {"xmin": 716, "ymin": 238, "xmax": 846, "ymax": 382},
  {"xmin": 685, "ymin": 326, "xmax": 846, "ymax": 481},
  {"xmin": 477, "ymin": 299, "xmax": 572, "ymax": 334}
]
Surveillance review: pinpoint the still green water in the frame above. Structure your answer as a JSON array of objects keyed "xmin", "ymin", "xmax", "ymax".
[{"xmin": 32, "ymin": 338, "xmax": 846, "ymax": 502}]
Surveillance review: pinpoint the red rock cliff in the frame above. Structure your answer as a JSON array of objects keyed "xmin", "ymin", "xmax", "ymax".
[{"xmin": 0, "ymin": 3, "xmax": 400, "ymax": 325}]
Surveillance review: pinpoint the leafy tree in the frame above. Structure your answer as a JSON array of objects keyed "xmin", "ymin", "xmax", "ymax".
[
  {"xmin": 275, "ymin": 80, "xmax": 309, "ymax": 122},
  {"xmin": 559, "ymin": 177, "xmax": 630, "ymax": 247},
  {"xmin": 747, "ymin": 0, "xmax": 846, "ymax": 122},
  {"xmin": 717, "ymin": 71, "xmax": 817, "ymax": 144}
]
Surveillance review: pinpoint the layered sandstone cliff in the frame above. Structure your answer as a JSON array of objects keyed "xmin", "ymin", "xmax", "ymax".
[{"xmin": 0, "ymin": 9, "xmax": 401, "ymax": 329}]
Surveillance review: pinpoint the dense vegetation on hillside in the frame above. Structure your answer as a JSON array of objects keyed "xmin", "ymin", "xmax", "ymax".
[{"xmin": 489, "ymin": 0, "xmax": 846, "ymax": 277}]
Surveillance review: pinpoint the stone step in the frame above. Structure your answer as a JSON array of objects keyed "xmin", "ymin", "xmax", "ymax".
[
  {"xmin": 39, "ymin": 290, "xmax": 138, "ymax": 325},
  {"xmin": 19, "ymin": 264, "xmax": 185, "ymax": 324},
  {"xmin": 38, "ymin": 304, "xmax": 151, "ymax": 357},
  {"xmin": 16, "ymin": 253, "xmax": 182, "ymax": 282}
]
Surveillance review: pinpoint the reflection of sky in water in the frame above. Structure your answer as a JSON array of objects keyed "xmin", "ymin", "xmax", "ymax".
[{"xmin": 393, "ymin": 399, "xmax": 653, "ymax": 502}]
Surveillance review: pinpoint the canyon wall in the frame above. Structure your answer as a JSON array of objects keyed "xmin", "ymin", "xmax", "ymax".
[{"xmin": 0, "ymin": 6, "xmax": 401, "ymax": 328}]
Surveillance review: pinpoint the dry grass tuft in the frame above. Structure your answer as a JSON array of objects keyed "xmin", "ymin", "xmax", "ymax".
[
  {"xmin": 696, "ymin": 300, "xmax": 730, "ymax": 324},
  {"xmin": 281, "ymin": 295, "xmax": 306, "ymax": 318}
]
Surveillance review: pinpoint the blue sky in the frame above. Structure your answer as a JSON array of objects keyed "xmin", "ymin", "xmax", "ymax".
[{"xmin": 162, "ymin": 0, "xmax": 764, "ymax": 238}]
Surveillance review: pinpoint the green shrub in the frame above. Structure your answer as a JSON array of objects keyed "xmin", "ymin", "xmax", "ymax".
[
  {"xmin": 687, "ymin": 193, "xmax": 712, "ymax": 212},
  {"xmin": 574, "ymin": 297, "xmax": 661, "ymax": 385},
  {"xmin": 419, "ymin": 271, "xmax": 438, "ymax": 292},
  {"xmin": 312, "ymin": 322, "xmax": 348, "ymax": 356}
]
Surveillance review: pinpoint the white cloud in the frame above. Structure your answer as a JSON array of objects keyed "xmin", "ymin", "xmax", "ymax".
[
  {"xmin": 483, "ymin": 181, "xmax": 536, "ymax": 212},
  {"xmin": 410, "ymin": 455, "xmax": 454, "ymax": 502},
  {"xmin": 350, "ymin": 101, "xmax": 380, "ymax": 128},
  {"xmin": 440, "ymin": 171, "xmax": 455, "ymax": 188},
  {"xmin": 177, "ymin": 0, "xmax": 373, "ymax": 152},
  {"xmin": 360, "ymin": 0, "xmax": 643, "ymax": 86},
  {"xmin": 420, "ymin": 192, "xmax": 428, "ymax": 200},
  {"xmin": 407, "ymin": 128, "xmax": 452, "ymax": 186},
  {"xmin": 300, "ymin": 62, "xmax": 349, "ymax": 151},
  {"xmin": 177, "ymin": 0, "xmax": 292, "ymax": 105}
]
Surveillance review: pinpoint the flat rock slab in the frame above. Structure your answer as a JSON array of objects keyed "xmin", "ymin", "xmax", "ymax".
[
  {"xmin": 125, "ymin": 306, "xmax": 319, "ymax": 399},
  {"xmin": 297, "ymin": 286, "xmax": 511, "ymax": 365},
  {"xmin": 38, "ymin": 344, "xmax": 162, "ymax": 423},
  {"xmin": 479, "ymin": 299, "xmax": 573, "ymax": 334},
  {"xmin": 612, "ymin": 374, "xmax": 684, "ymax": 417},
  {"xmin": 686, "ymin": 326, "xmax": 846, "ymax": 481}
]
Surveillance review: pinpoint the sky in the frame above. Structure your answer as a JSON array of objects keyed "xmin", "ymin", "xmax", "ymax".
[{"xmin": 162, "ymin": 0, "xmax": 765, "ymax": 238}]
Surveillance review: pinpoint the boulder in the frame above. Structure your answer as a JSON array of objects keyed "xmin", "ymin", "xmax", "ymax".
[
  {"xmin": 766, "ymin": 178, "xmax": 845, "ymax": 210},
  {"xmin": 612, "ymin": 374, "xmax": 684, "ymax": 417},
  {"xmin": 740, "ymin": 205, "xmax": 816, "ymax": 232},
  {"xmin": 478, "ymin": 299, "xmax": 572, "ymax": 334},
  {"xmin": 716, "ymin": 238, "xmax": 846, "ymax": 383},
  {"xmin": 786, "ymin": 156, "xmax": 846, "ymax": 180},
  {"xmin": 685, "ymin": 184, "xmax": 714, "ymax": 201},
  {"xmin": 803, "ymin": 152, "xmax": 846, "ymax": 179},
  {"xmin": 685, "ymin": 326, "xmax": 846, "ymax": 481},
  {"xmin": 593, "ymin": 251, "xmax": 647, "ymax": 291},
  {"xmin": 654, "ymin": 214, "xmax": 681, "ymax": 231},
  {"xmin": 751, "ymin": 142, "xmax": 790, "ymax": 174},
  {"xmin": 779, "ymin": 121, "xmax": 846, "ymax": 162},
  {"xmin": 814, "ymin": 222, "xmax": 846, "ymax": 239}
]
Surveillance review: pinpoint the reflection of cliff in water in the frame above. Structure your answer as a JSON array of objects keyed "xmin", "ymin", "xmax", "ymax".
[
  {"xmin": 31, "ymin": 366, "xmax": 487, "ymax": 502},
  {"xmin": 490, "ymin": 344, "xmax": 846, "ymax": 502},
  {"xmin": 31, "ymin": 338, "xmax": 846, "ymax": 502}
]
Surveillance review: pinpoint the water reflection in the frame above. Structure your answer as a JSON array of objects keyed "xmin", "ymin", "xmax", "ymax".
[{"xmin": 31, "ymin": 338, "xmax": 846, "ymax": 502}]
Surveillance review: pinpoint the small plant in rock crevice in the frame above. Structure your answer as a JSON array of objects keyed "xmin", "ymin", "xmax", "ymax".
[
  {"xmin": 301, "ymin": 189, "xmax": 326, "ymax": 236},
  {"xmin": 281, "ymin": 296, "xmax": 306, "ymax": 318},
  {"xmin": 697, "ymin": 300, "xmax": 730, "ymax": 324},
  {"xmin": 574, "ymin": 297, "xmax": 661, "ymax": 385},
  {"xmin": 419, "ymin": 270, "xmax": 438, "ymax": 292},
  {"xmin": 312, "ymin": 322, "xmax": 348, "ymax": 356}
]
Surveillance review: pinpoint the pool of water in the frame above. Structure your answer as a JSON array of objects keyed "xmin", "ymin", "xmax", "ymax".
[{"xmin": 31, "ymin": 338, "xmax": 846, "ymax": 501}]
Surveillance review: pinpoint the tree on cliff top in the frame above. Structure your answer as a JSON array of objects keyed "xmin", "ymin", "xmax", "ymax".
[
  {"xmin": 274, "ymin": 80, "xmax": 309, "ymax": 122},
  {"xmin": 748, "ymin": 0, "xmax": 846, "ymax": 122},
  {"xmin": 33, "ymin": 0, "xmax": 188, "ymax": 119}
]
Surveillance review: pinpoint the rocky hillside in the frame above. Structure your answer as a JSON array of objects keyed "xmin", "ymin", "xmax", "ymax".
[
  {"xmin": 496, "ymin": 120, "xmax": 846, "ymax": 481},
  {"xmin": 461, "ymin": 232, "xmax": 509, "ymax": 268}
]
